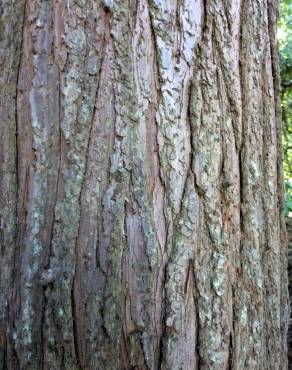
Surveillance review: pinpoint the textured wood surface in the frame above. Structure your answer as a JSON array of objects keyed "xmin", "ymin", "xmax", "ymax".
[{"xmin": 0, "ymin": 0, "xmax": 288, "ymax": 369}]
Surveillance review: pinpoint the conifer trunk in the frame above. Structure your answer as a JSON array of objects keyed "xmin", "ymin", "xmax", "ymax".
[{"xmin": 0, "ymin": 0, "xmax": 289, "ymax": 369}]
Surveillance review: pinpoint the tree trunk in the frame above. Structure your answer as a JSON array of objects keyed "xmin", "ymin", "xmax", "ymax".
[
  {"xmin": 0, "ymin": 0, "xmax": 289, "ymax": 369},
  {"xmin": 287, "ymin": 219, "xmax": 292, "ymax": 368}
]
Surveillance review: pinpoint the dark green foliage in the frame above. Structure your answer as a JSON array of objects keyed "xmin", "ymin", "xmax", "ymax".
[{"xmin": 284, "ymin": 181, "xmax": 292, "ymax": 217}]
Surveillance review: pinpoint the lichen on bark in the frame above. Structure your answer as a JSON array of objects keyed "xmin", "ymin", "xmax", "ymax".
[{"xmin": 0, "ymin": 0, "xmax": 288, "ymax": 369}]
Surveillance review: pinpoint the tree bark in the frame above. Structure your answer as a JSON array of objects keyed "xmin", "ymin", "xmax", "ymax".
[
  {"xmin": 286, "ymin": 219, "xmax": 292, "ymax": 368},
  {"xmin": 0, "ymin": 0, "xmax": 289, "ymax": 369}
]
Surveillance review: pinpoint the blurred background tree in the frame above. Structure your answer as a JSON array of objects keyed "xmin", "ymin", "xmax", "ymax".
[{"xmin": 279, "ymin": 0, "xmax": 292, "ymax": 217}]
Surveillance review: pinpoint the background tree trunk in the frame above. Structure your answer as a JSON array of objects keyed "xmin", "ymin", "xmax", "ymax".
[{"xmin": 0, "ymin": 0, "xmax": 289, "ymax": 369}]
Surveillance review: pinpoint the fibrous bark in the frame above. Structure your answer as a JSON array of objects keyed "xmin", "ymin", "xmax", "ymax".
[
  {"xmin": 0, "ymin": 0, "xmax": 288, "ymax": 369},
  {"xmin": 287, "ymin": 219, "xmax": 292, "ymax": 368}
]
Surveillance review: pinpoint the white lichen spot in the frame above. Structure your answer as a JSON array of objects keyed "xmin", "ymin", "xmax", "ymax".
[
  {"xmin": 215, "ymin": 254, "xmax": 225, "ymax": 269},
  {"xmin": 212, "ymin": 273, "xmax": 225, "ymax": 296},
  {"xmin": 240, "ymin": 305, "xmax": 248, "ymax": 326},
  {"xmin": 63, "ymin": 81, "xmax": 81, "ymax": 103},
  {"xmin": 86, "ymin": 54, "xmax": 99, "ymax": 75},
  {"xmin": 166, "ymin": 316, "xmax": 174, "ymax": 327},
  {"xmin": 29, "ymin": 89, "xmax": 40, "ymax": 129},
  {"xmin": 65, "ymin": 28, "xmax": 86, "ymax": 55},
  {"xmin": 31, "ymin": 220, "xmax": 40, "ymax": 236},
  {"xmin": 102, "ymin": 0, "xmax": 114, "ymax": 10},
  {"xmin": 210, "ymin": 350, "xmax": 226, "ymax": 365},
  {"xmin": 160, "ymin": 47, "xmax": 172, "ymax": 69},
  {"xmin": 209, "ymin": 333, "xmax": 222, "ymax": 349},
  {"xmin": 40, "ymin": 269, "xmax": 55, "ymax": 285},
  {"xmin": 110, "ymin": 141, "xmax": 124, "ymax": 173},
  {"xmin": 209, "ymin": 224, "xmax": 222, "ymax": 244},
  {"xmin": 23, "ymin": 324, "xmax": 32, "ymax": 345},
  {"xmin": 32, "ymin": 241, "xmax": 43, "ymax": 257}
]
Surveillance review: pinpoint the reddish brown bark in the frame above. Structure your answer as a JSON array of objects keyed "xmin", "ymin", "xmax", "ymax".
[{"xmin": 0, "ymin": 0, "xmax": 288, "ymax": 369}]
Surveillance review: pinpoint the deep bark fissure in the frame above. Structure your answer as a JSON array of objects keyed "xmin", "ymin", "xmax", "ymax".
[
  {"xmin": 157, "ymin": 266, "xmax": 167, "ymax": 370},
  {"xmin": 15, "ymin": 0, "xmax": 27, "ymax": 222},
  {"xmin": 71, "ymin": 283, "xmax": 80, "ymax": 369}
]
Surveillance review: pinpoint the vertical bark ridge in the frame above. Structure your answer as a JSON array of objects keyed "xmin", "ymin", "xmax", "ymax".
[
  {"xmin": 233, "ymin": 1, "xmax": 287, "ymax": 368},
  {"xmin": 235, "ymin": 0, "xmax": 266, "ymax": 367},
  {"xmin": 72, "ymin": 11, "xmax": 114, "ymax": 367},
  {"xmin": 267, "ymin": 2, "xmax": 290, "ymax": 367},
  {"xmin": 123, "ymin": 1, "xmax": 167, "ymax": 368},
  {"xmin": 188, "ymin": 1, "xmax": 241, "ymax": 367},
  {"xmin": 43, "ymin": 1, "xmax": 106, "ymax": 368},
  {"xmin": 13, "ymin": 2, "xmax": 61, "ymax": 367},
  {"xmin": 260, "ymin": 3, "xmax": 283, "ymax": 366},
  {"xmin": 147, "ymin": 1, "xmax": 204, "ymax": 368},
  {"xmin": 0, "ymin": 0, "xmax": 27, "ymax": 367}
]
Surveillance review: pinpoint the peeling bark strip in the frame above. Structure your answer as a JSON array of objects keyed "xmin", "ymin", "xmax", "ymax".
[{"xmin": 0, "ymin": 0, "xmax": 288, "ymax": 369}]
